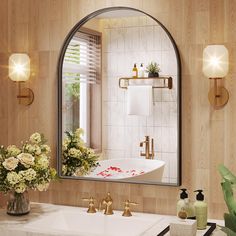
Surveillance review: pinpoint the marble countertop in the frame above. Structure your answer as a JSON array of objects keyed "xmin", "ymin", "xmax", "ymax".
[{"xmin": 0, "ymin": 203, "xmax": 226, "ymax": 236}]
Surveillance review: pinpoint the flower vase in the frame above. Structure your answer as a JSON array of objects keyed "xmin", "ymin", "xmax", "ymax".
[{"xmin": 7, "ymin": 191, "xmax": 30, "ymax": 216}]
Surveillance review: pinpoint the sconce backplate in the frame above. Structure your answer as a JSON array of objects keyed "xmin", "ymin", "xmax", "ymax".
[
  {"xmin": 17, "ymin": 88, "xmax": 34, "ymax": 106},
  {"xmin": 208, "ymin": 86, "xmax": 229, "ymax": 109}
]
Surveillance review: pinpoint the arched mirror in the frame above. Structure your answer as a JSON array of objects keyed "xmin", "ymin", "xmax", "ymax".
[{"xmin": 58, "ymin": 7, "xmax": 181, "ymax": 186}]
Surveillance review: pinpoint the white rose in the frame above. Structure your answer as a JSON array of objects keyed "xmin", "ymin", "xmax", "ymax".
[
  {"xmin": 7, "ymin": 172, "xmax": 21, "ymax": 185},
  {"xmin": 19, "ymin": 168, "xmax": 37, "ymax": 181},
  {"xmin": 6, "ymin": 145, "xmax": 21, "ymax": 156},
  {"xmin": 3, "ymin": 157, "xmax": 19, "ymax": 170},
  {"xmin": 15, "ymin": 182, "xmax": 27, "ymax": 193},
  {"xmin": 36, "ymin": 182, "xmax": 49, "ymax": 191},
  {"xmin": 30, "ymin": 132, "xmax": 42, "ymax": 144},
  {"xmin": 17, "ymin": 153, "xmax": 35, "ymax": 167}
]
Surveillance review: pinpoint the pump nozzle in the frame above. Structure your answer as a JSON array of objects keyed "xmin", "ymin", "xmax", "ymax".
[
  {"xmin": 194, "ymin": 190, "xmax": 204, "ymax": 201},
  {"xmin": 179, "ymin": 188, "xmax": 188, "ymax": 199}
]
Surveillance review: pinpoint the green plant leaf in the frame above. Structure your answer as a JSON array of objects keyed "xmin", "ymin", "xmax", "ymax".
[
  {"xmin": 221, "ymin": 226, "xmax": 236, "ymax": 236},
  {"xmin": 218, "ymin": 164, "xmax": 236, "ymax": 216},
  {"xmin": 224, "ymin": 213, "xmax": 236, "ymax": 233},
  {"xmin": 218, "ymin": 164, "xmax": 236, "ymax": 184},
  {"xmin": 222, "ymin": 180, "xmax": 236, "ymax": 215}
]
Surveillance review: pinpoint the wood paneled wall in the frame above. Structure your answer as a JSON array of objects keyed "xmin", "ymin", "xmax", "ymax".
[{"xmin": 1, "ymin": 0, "xmax": 236, "ymax": 219}]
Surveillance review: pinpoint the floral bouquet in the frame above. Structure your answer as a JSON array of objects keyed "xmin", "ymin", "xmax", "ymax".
[
  {"xmin": 0, "ymin": 132, "xmax": 57, "ymax": 215},
  {"xmin": 62, "ymin": 128, "xmax": 100, "ymax": 176}
]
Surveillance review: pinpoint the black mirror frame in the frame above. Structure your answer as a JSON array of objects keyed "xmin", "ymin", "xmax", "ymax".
[{"xmin": 57, "ymin": 6, "xmax": 182, "ymax": 186}]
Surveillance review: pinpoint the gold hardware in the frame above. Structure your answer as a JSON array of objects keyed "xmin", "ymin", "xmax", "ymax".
[
  {"xmin": 140, "ymin": 136, "xmax": 154, "ymax": 159},
  {"xmin": 119, "ymin": 77, "xmax": 172, "ymax": 89},
  {"xmin": 82, "ymin": 197, "xmax": 96, "ymax": 213},
  {"xmin": 122, "ymin": 200, "xmax": 138, "ymax": 217},
  {"xmin": 102, "ymin": 192, "xmax": 114, "ymax": 215},
  {"xmin": 16, "ymin": 82, "xmax": 34, "ymax": 106},
  {"xmin": 208, "ymin": 77, "xmax": 229, "ymax": 109}
]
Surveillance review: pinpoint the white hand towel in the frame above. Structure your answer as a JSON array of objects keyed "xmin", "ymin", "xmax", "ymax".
[{"xmin": 127, "ymin": 85, "xmax": 153, "ymax": 116}]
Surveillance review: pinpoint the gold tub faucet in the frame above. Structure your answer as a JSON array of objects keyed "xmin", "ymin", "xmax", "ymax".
[{"xmin": 140, "ymin": 136, "xmax": 154, "ymax": 159}]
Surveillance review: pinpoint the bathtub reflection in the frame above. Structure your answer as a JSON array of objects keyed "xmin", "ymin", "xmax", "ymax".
[{"xmin": 86, "ymin": 159, "xmax": 165, "ymax": 181}]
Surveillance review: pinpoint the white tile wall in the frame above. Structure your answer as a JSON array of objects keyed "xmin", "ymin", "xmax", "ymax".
[{"xmin": 101, "ymin": 16, "xmax": 178, "ymax": 183}]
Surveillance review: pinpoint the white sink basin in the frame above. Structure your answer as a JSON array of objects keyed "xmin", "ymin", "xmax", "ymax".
[
  {"xmin": 22, "ymin": 205, "xmax": 163, "ymax": 236},
  {"xmin": 0, "ymin": 203, "xmax": 224, "ymax": 236}
]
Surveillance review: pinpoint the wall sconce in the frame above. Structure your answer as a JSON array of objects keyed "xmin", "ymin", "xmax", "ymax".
[
  {"xmin": 8, "ymin": 53, "xmax": 34, "ymax": 105},
  {"xmin": 202, "ymin": 45, "xmax": 229, "ymax": 109}
]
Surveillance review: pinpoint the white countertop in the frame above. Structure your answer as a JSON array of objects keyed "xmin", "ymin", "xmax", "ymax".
[{"xmin": 0, "ymin": 203, "xmax": 225, "ymax": 236}]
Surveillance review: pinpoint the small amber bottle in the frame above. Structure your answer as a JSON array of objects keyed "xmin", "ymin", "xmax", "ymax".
[{"xmin": 132, "ymin": 63, "xmax": 138, "ymax": 78}]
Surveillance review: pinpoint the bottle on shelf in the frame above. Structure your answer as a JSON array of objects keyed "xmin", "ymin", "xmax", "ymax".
[
  {"xmin": 194, "ymin": 190, "xmax": 207, "ymax": 230},
  {"xmin": 139, "ymin": 63, "xmax": 145, "ymax": 78},
  {"xmin": 132, "ymin": 63, "xmax": 138, "ymax": 78}
]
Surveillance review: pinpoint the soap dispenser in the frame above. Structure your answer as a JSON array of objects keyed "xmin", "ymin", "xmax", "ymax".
[
  {"xmin": 177, "ymin": 188, "xmax": 188, "ymax": 217},
  {"xmin": 177, "ymin": 189, "xmax": 195, "ymax": 219},
  {"xmin": 194, "ymin": 190, "xmax": 207, "ymax": 230}
]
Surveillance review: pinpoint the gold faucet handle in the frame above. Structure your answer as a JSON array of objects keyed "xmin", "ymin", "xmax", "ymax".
[
  {"xmin": 122, "ymin": 200, "xmax": 138, "ymax": 217},
  {"xmin": 82, "ymin": 197, "xmax": 96, "ymax": 213},
  {"xmin": 126, "ymin": 200, "xmax": 138, "ymax": 206}
]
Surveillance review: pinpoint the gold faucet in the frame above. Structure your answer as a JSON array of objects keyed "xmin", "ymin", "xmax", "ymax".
[
  {"xmin": 122, "ymin": 200, "xmax": 138, "ymax": 217},
  {"xmin": 102, "ymin": 192, "xmax": 114, "ymax": 215},
  {"xmin": 82, "ymin": 197, "xmax": 97, "ymax": 213},
  {"xmin": 140, "ymin": 136, "xmax": 154, "ymax": 159}
]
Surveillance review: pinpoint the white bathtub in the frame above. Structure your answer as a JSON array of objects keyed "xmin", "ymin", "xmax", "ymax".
[{"xmin": 87, "ymin": 159, "xmax": 165, "ymax": 182}]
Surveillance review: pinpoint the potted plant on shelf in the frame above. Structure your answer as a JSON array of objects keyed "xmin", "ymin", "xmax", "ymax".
[
  {"xmin": 218, "ymin": 164, "xmax": 236, "ymax": 235},
  {"xmin": 0, "ymin": 132, "xmax": 57, "ymax": 216},
  {"xmin": 146, "ymin": 61, "xmax": 161, "ymax": 78},
  {"xmin": 62, "ymin": 128, "xmax": 100, "ymax": 176}
]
